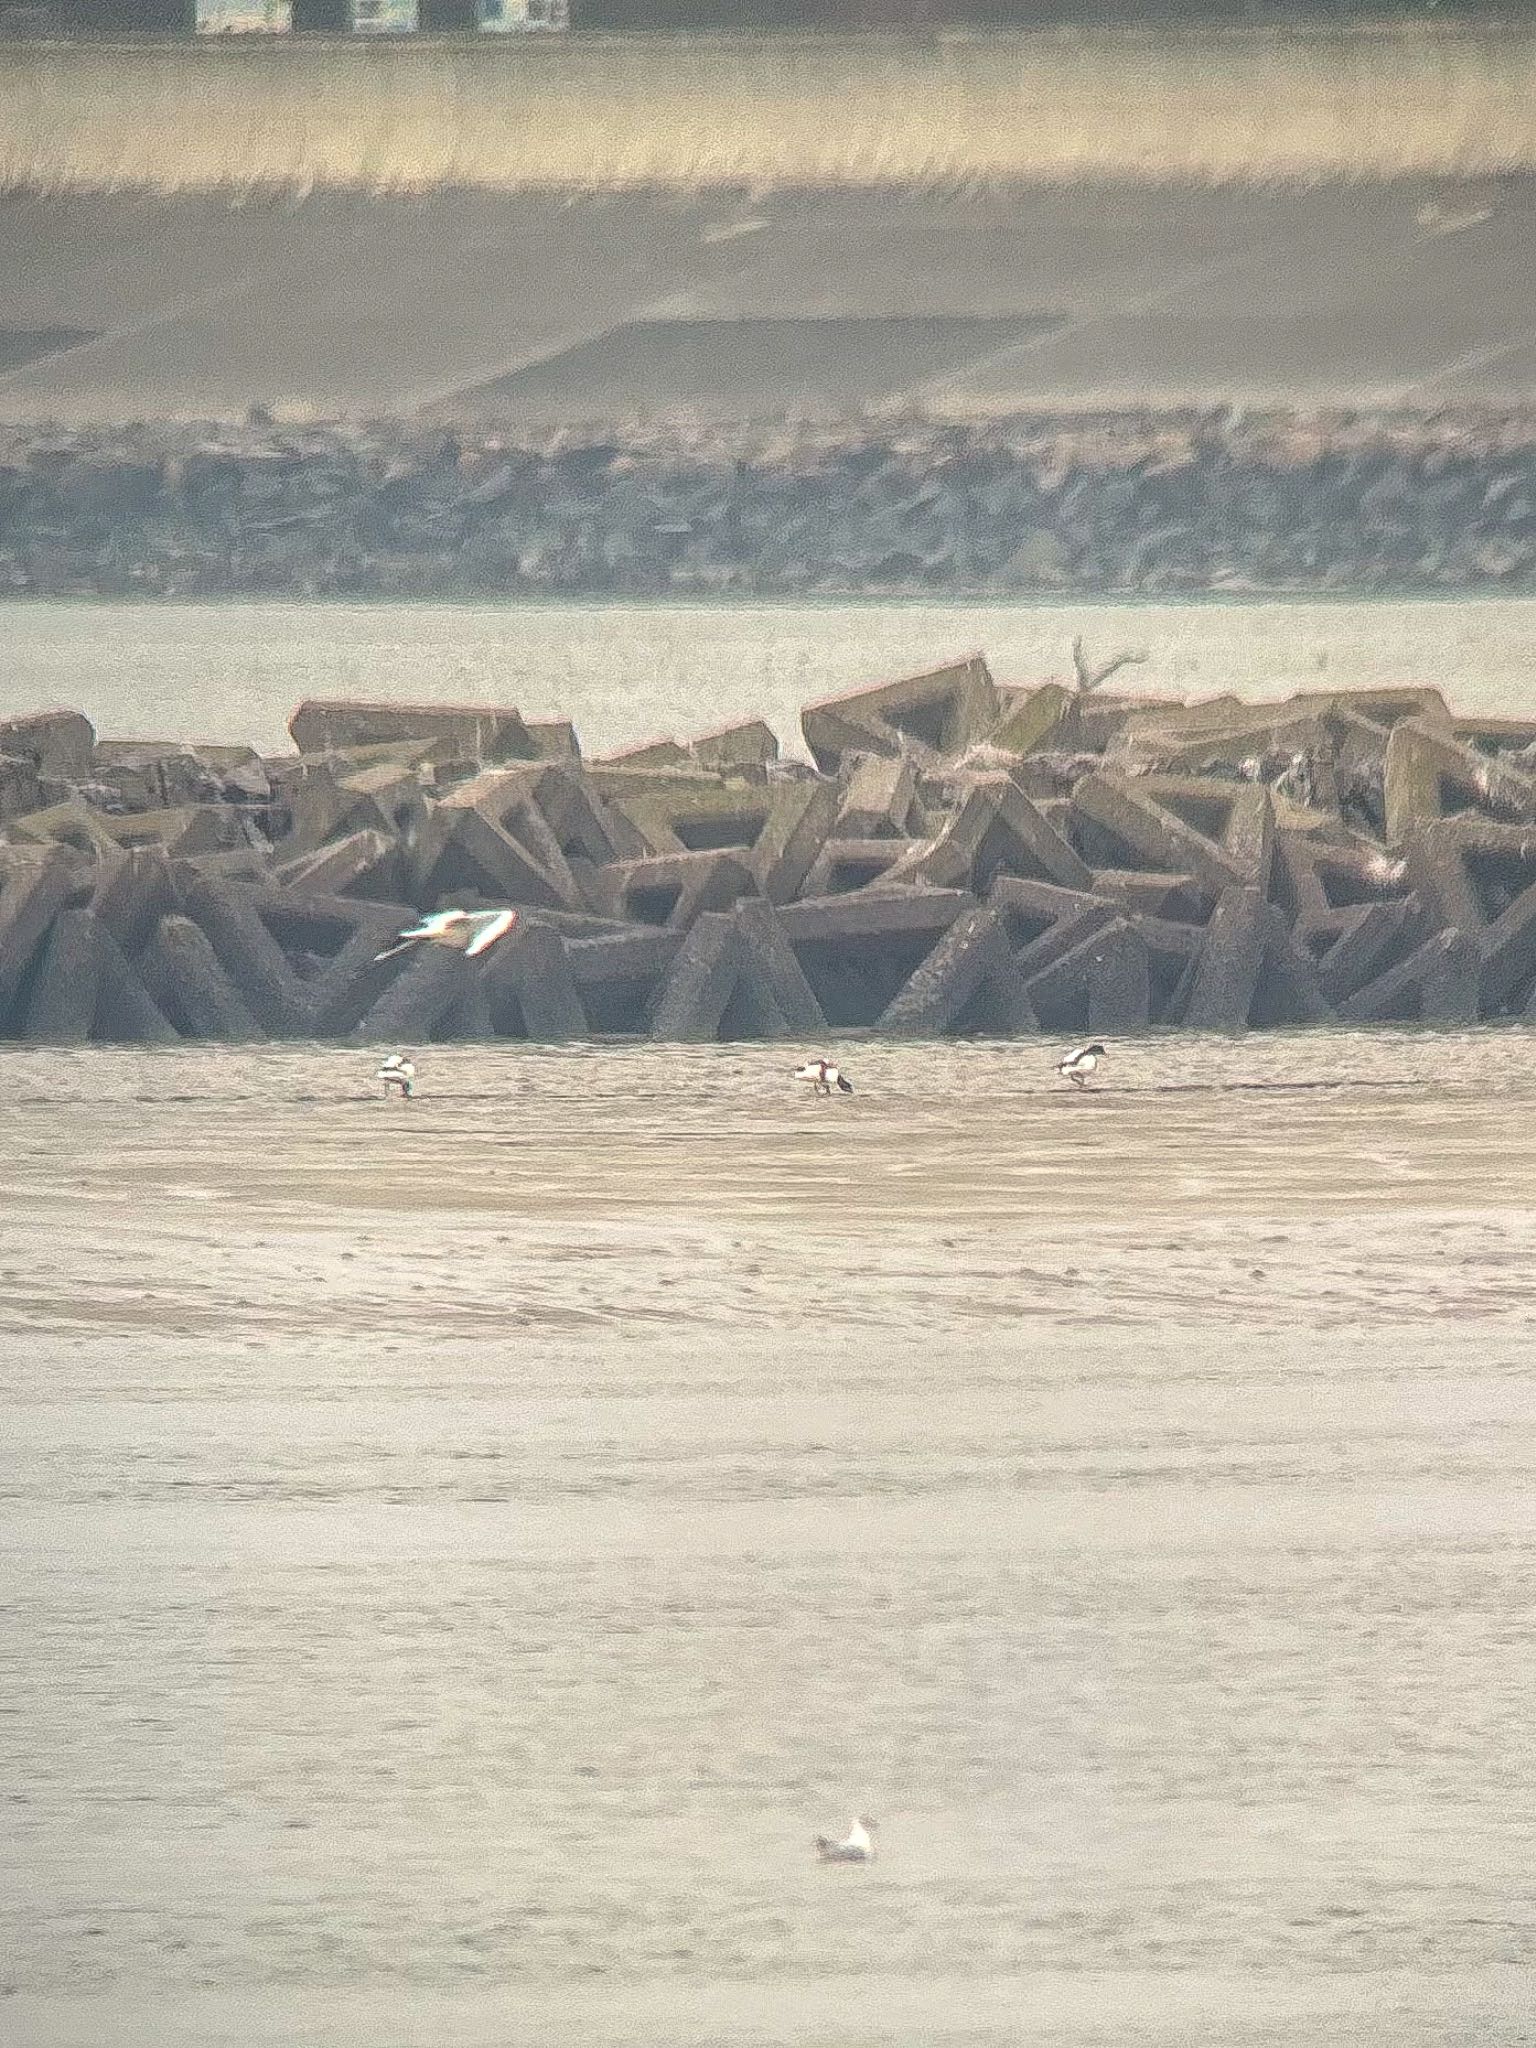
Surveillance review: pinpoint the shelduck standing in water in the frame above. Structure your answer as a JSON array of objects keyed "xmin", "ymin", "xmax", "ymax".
[
  {"xmin": 373, "ymin": 907, "xmax": 518, "ymax": 963},
  {"xmin": 795, "ymin": 1058, "xmax": 854, "ymax": 1097},
  {"xmin": 1057, "ymin": 1041, "xmax": 1106, "ymax": 1089},
  {"xmin": 378, "ymin": 1053, "xmax": 416, "ymax": 1099},
  {"xmin": 815, "ymin": 1817, "xmax": 877, "ymax": 1863}
]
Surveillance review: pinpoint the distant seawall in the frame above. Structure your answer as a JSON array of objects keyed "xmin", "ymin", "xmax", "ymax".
[
  {"xmin": 5, "ymin": 26, "xmax": 1536, "ymax": 196},
  {"xmin": 2, "ymin": 411, "xmax": 1533, "ymax": 598}
]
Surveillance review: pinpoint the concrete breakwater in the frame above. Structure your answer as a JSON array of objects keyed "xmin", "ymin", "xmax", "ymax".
[
  {"xmin": 3, "ymin": 658, "xmax": 1536, "ymax": 1046},
  {"xmin": 3, "ymin": 413, "xmax": 1534, "ymax": 598}
]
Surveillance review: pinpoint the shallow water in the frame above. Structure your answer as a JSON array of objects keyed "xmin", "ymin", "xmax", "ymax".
[
  {"xmin": 5, "ymin": 594, "xmax": 1536, "ymax": 757},
  {"xmin": 3, "ymin": 1030, "xmax": 1536, "ymax": 2046}
]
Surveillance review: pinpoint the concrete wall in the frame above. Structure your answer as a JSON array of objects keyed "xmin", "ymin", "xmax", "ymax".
[{"xmin": 4, "ymin": 26, "xmax": 1536, "ymax": 195}]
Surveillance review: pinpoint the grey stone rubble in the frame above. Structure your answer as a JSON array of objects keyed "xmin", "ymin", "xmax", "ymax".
[
  {"xmin": 4, "ymin": 657, "xmax": 1536, "ymax": 1045},
  {"xmin": 1, "ymin": 409, "xmax": 1534, "ymax": 597}
]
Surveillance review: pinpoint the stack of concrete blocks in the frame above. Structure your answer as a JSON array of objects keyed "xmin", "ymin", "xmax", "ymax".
[{"xmin": 4, "ymin": 656, "xmax": 1536, "ymax": 1045}]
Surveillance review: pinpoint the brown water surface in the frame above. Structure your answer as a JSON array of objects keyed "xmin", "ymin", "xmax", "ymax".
[{"xmin": 3, "ymin": 1031, "xmax": 1535, "ymax": 2045}]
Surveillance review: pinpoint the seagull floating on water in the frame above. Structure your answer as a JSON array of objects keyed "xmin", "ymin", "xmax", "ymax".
[
  {"xmin": 377, "ymin": 1053, "xmax": 416, "ymax": 1099},
  {"xmin": 795, "ymin": 1058, "xmax": 854, "ymax": 1097},
  {"xmin": 815, "ymin": 1817, "xmax": 877, "ymax": 1863},
  {"xmin": 374, "ymin": 907, "xmax": 518, "ymax": 964},
  {"xmin": 1057, "ymin": 1041, "xmax": 1106, "ymax": 1089}
]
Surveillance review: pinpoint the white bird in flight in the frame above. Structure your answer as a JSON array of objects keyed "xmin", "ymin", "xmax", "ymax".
[
  {"xmin": 374, "ymin": 907, "xmax": 518, "ymax": 964},
  {"xmin": 815, "ymin": 1816, "xmax": 877, "ymax": 1863}
]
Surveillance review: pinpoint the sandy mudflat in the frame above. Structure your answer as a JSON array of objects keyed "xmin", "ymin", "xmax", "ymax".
[{"xmin": 2, "ymin": 1032, "xmax": 1536, "ymax": 2045}]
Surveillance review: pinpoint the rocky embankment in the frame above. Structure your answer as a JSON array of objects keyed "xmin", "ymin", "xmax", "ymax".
[
  {"xmin": 3, "ymin": 660, "xmax": 1536, "ymax": 1045},
  {"xmin": 2, "ymin": 410, "xmax": 1535, "ymax": 597}
]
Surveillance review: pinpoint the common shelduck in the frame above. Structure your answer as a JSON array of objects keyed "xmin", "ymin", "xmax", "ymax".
[
  {"xmin": 795, "ymin": 1058, "xmax": 854, "ymax": 1097},
  {"xmin": 815, "ymin": 1817, "xmax": 877, "ymax": 1863},
  {"xmin": 377, "ymin": 1053, "xmax": 416, "ymax": 1099},
  {"xmin": 374, "ymin": 907, "xmax": 518, "ymax": 964},
  {"xmin": 1057, "ymin": 1041, "xmax": 1105, "ymax": 1089}
]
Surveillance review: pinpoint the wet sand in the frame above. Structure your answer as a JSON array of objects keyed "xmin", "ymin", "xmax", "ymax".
[{"xmin": 3, "ymin": 1030, "xmax": 1536, "ymax": 2045}]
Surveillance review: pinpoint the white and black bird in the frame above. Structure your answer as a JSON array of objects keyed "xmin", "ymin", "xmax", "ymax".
[
  {"xmin": 1057, "ymin": 1041, "xmax": 1106, "ymax": 1089},
  {"xmin": 377, "ymin": 1053, "xmax": 416, "ymax": 1099},
  {"xmin": 374, "ymin": 907, "xmax": 518, "ymax": 964},
  {"xmin": 815, "ymin": 1817, "xmax": 877, "ymax": 1863},
  {"xmin": 795, "ymin": 1058, "xmax": 854, "ymax": 1097}
]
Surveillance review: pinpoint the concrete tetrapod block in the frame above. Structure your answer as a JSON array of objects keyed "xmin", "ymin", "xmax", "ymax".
[
  {"xmin": 1271, "ymin": 829, "xmax": 1410, "ymax": 931},
  {"xmin": 1338, "ymin": 929, "xmax": 1481, "ymax": 1025},
  {"xmin": 986, "ymin": 875, "xmax": 1116, "ymax": 970},
  {"xmin": 779, "ymin": 886, "xmax": 973, "ymax": 1028},
  {"xmin": 92, "ymin": 921, "xmax": 179, "ymax": 1044},
  {"xmin": 1090, "ymin": 868, "xmax": 1207, "ymax": 919},
  {"xmin": 1020, "ymin": 915, "xmax": 1150, "ymax": 1034},
  {"xmin": 603, "ymin": 778, "xmax": 829, "ymax": 894},
  {"xmin": 889, "ymin": 773, "xmax": 1093, "ymax": 897},
  {"xmin": 1071, "ymin": 774, "xmax": 1249, "ymax": 898},
  {"xmin": 103, "ymin": 805, "xmax": 243, "ymax": 859},
  {"xmin": 477, "ymin": 918, "xmax": 588, "ymax": 1041},
  {"xmin": 91, "ymin": 742, "xmax": 226, "ymax": 812},
  {"xmin": 351, "ymin": 945, "xmax": 475, "ymax": 1045},
  {"xmin": 985, "ymin": 684, "xmax": 1071, "ymax": 758},
  {"xmin": 439, "ymin": 976, "xmax": 496, "ymax": 1043},
  {"xmin": 269, "ymin": 760, "xmax": 391, "ymax": 857},
  {"xmin": 1181, "ymin": 886, "xmax": 1269, "ymax": 1031},
  {"xmin": 410, "ymin": 774, "xmax": 578, "ymax": 913},
  {"xmin": 1383, "ymin": 718, "xmax": 1536, "ymax": 844},
  {"xmin": 835, "ymin": 754, "xmax": 923, "ymax": 839},
  {"xmin": 1411, "ymin": 825, "xmax": 1536, "ymax": 1010},
  {"xmin": 1060, "ymin": 693, "xmax": 1177, "ymax": 755},
  {"xmin": 521, "ymin": 763, "xmax": 644, "ymax": 866},
  {"xmin": 1251, "ymin": 904, "xmax": 1336, "ymax": 1027},
  {"xmin": 751, "ymin": 781, "xmax": 840, "ymax": 905},
  {"xmin": 879, "ymin": 904, "xmax": 1037, "ymax": 1038},
  {"xmin": 690, "ymin": 720, "xmax": 779, "ymax": 772},
  {"xmin": 595, "ymin": 737, "xmax": 694, "ymax": 769},
  {"xmin": 0, "ymin": 754, "xmax": 43, "ymax": 824},
  {"xmin": 239, "ymin": 889, "xmax": 418, "ymax": 1038},
  {"xmin": 728, "ymin": 899, "xmax": 826, "ymax": 1037},
  {"xmin": 1477, "ymin": 881, "xmax": 1536, "ymax": 1012},
  {"xmin": 1115, "ymin": 777, "xmax": 1273, "ymax": 892},
  {"xmin": 139, "ymin": 915, "xmax": 263, "ymax": 1042},
  {"xmin": 1083, "ymin": 919, "xmax": 1153, "ymax": 1034},
  {"xmin": 0, "ymin": 709, "xmax": 96, "ymax": 781},
  {"xmin": 180, "ymin": 875, "xmax": 313, "ymax": 1037},
  {"xmin": 778, "ymin": 886, "xmax": 973, "ymax": 945},
  {"xmin": 1405, "ymin": 817, "xmax": 1536, "ymax": 937},
  {"xmin": 802, "ymin": 655, "xmax": 1000, "ymax": 773},
  {"xmin": 1309, "ymin": 899, "xmax": 1423, "ymax": 1005},
  {"xmin": 274, "ymin": 828, "xmax": 403, "ymax": 901},
  {"xmin": 21, "ymin": 907, "xmax": 101, "ymax": 1042},
  {"xmin": 646, "ymin": 911, "xmax": 806, "ymax": 1043},
  {"xmin": 524, "ymin": 720, "xmax": 581, "ymax": 763},
  {"xmin": 5, "ymin": 800, "xmax": 122, "ymax": 861},
  {"xmin": 587, "ymin": 851, "xmax": 758, "ymax": 931},
  {"xmin": 802, "ymin": 838, "xmax": 920, "ymax": 898},
  {"xmin": 1114, "ymin": 707, "xmax": 1332, "ymax": 781},
  {"xmin": 87, "ymin": 849, "xmax": 180, "ymax": 957},
  {"xmin": 0, "ymin": 848, "xmax": 78, "ymax": 1024},
  {"xmin": 1287, "ymin": 686, "xmax": 1454, "ymax": 733},
  {"xmin": 289, "ymin": 700, "xmax": 536, "ymax": 763},
  {"xmin": 565, "ymin": 926, "xmax": 686, "ymax": 1036}
]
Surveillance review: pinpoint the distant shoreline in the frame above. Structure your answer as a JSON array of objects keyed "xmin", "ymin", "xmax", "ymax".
[{"xmin": 3, "ymin": 410, "xmax": 1532, "ymax": 599}]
